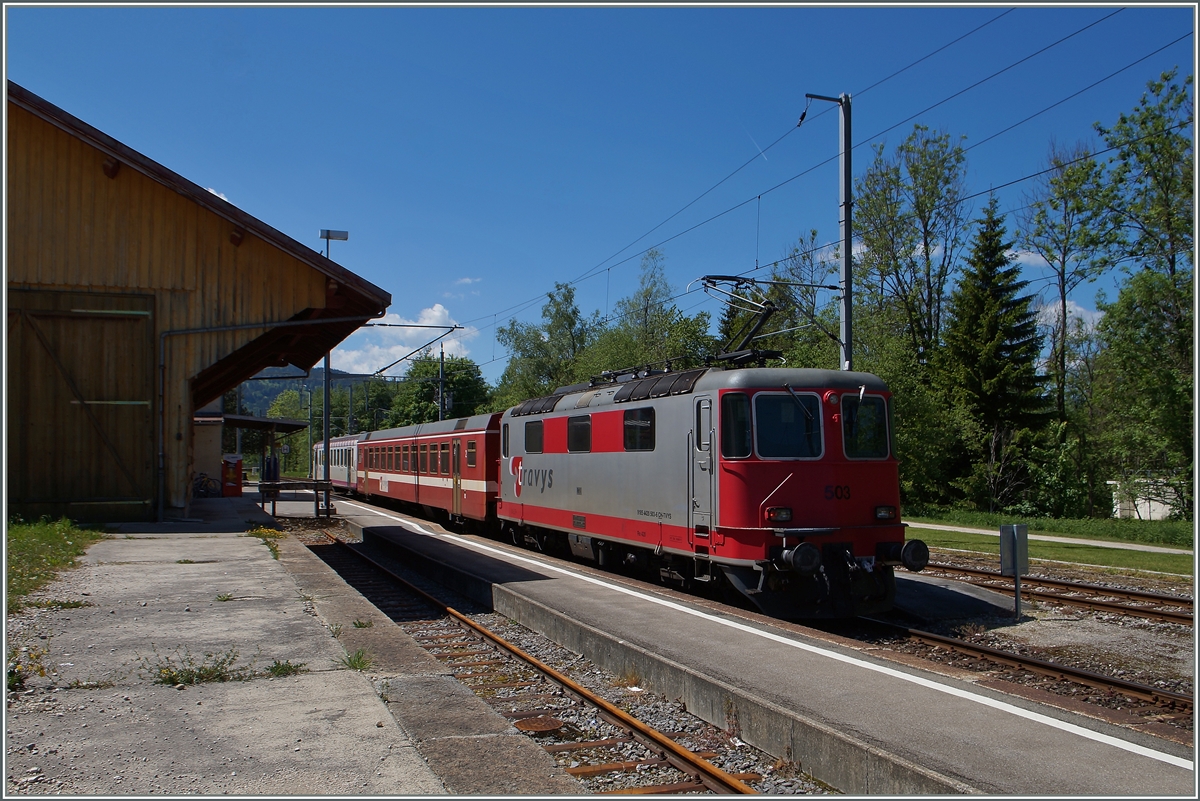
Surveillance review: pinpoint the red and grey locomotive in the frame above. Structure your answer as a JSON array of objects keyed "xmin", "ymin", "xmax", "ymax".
[{"xmin": 314, "ymin": 365, "xmax": 927, "ymax": 618}]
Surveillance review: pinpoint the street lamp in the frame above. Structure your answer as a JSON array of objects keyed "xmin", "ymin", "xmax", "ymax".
[{"xmin": 319, "ymin": 228, "xmax": 349, "ymax": 511}]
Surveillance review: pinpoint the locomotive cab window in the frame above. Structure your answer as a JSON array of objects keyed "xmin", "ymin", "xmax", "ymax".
[
  {"xmin": 755, "ymin": 392, "xmax": 822, "ymax": 459},
  {"xmin": 623, "ymin": 408, "xmax": 654, "ymax": 451},
  {"xmin": 567, "ymin": 415, "xmax": 591, "ymax": 453},
  {"xmin": 525, "ymin": 420, "xmax": 543, "ymax": 454},
  {"xmin": 721, "ymin": 393, "xmax": 751, "ymax": 458},
  {"xmin": 842, "ymin": 394, "xmax": 890, "ymax": 458}
]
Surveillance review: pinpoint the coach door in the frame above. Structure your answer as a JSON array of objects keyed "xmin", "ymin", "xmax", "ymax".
[
  {"xmin": 691, "ymin": 397, "xmax": 714, "ymax": 542},
  {"xmin": 451, "ymin": 439, "xmax": 462, "ymax": 516}
]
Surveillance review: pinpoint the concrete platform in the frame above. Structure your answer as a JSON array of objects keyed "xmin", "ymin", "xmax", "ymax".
[
  {"xmin": 335, "ymin": 497, "xmax": 1195, "ymax": 796},
  {"xmin": 3, "ymin": 496, "xmax": 581, "ymax": 796}
]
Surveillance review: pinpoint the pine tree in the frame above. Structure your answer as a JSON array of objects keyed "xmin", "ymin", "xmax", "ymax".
[
  {"xmin": 940, "ymin": 196, "xmax": 1049, "ymax": 510},
  {"xmin": 943, "ymin": 196, "xmax": 1048, "ymax": 431}
]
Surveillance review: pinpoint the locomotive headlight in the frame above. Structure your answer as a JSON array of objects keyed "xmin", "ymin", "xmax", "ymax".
[
  {"xmin": 765, "ymin": 506, "xmax": 793, "ymax": 523},
  {"xmin": 874, "ymin": 505, "xmax": 896, "ymax": 520}
]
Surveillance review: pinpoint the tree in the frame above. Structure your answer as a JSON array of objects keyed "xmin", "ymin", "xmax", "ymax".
[
  {"xmin": 1092, "ymin": 269, "xmax": 1193, "ymax": 519},
  {"xmin": 577, "ymin": 249, "xmax": 717, "ymax": 379},
  {"xmin": 854, "ymin": 125, "xmax": 970, "ymax": 363},
  {"xmin": 1094, "ymin": 69, "xmax": 1194, "ymax": 282},
  {"xmin": 386, "ymin": 352, "xmax": 492, "ymax": 427},
  {"xmin": 940, "ymin": 196, "xmax": 1048, "ymax": 511},
  {"xmin": 1019, "ymin": 141, "xmax": 1111, "ymax": 424},
  {"xmin": 493, "ymin": 283, "xmax": 600, "ymax": 408}
]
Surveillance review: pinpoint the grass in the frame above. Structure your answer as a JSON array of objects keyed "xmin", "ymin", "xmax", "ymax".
[
  {"xmin": 267, "ymin": 659, "xmax": 307, "ymax": 677},
  {"xmin": 337, "ymin": 648, "xmax": 373, "ymax": 671},
  {"xmin": 352, "ymin": 618, "xmax": 373, "ymax": 628},
  {"xmin": 216, "ymin": 593, "xmax": 234, "ymax": 602},
  {"xmin": 140, "ymin": 646, "xmax": 257, "ymax": 685},
  {"xmin": 908, "ymin": 525, "xmax": 1194, "ymax": 575},
  {"xmin": 244, "ymin": 525, "xmax": 285, "ymax": 559},
  {"xmin": 6, "ymin": 517, "xmax": 107, "ymax": 611},
  {"xmin": 906, "ymin": 509, "xmax": 1193, "ymax": 549}
]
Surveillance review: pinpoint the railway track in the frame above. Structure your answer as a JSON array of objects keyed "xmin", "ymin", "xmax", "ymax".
[
  {"xmin": 861, "ymin": 617, "xmax": 1194, "ymax": 713},
  {"xmin": 925, "ymin": 563, "xmax": 1194, "ymax": 626},
  {"xmin": 307, "ymin": 533, "xmax": 765, "ymax": 795}
]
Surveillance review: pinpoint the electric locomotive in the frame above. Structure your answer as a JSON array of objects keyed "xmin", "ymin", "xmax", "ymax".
[{"xmin": 497, "ymin": 367, "xmax": 928, "ymax": 618}]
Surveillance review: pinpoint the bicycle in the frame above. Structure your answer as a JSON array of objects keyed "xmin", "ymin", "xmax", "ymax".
[{"xmin": 193, "ymin": 473, "xmax": 222, "ymax": 498}]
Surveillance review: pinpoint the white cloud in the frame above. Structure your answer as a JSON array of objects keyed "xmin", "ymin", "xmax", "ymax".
[
  {"xmin": 205, "ymin": 187, "xmax": 229, "ymax": 202},
  {"xmin": 455, "ymin": 277, "xmax": 482, "ymax": 285},
  {"xmin": 1036, "ymin": 298, "xmax": 1102, "ymax": 329},
  {"xmin": 331, "ymin": 304, "xmax": 479, "ymax": 376}
]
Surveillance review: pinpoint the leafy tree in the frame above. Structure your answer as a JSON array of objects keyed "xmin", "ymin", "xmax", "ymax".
[
  {"xmin": 1019, "ymin": 141, "xmax": 1111, "ymax": 423},
  {"xmin": 1094, "ymin": 68, "xmax": 1194, "ymax": 281},
  {"xmin": 1092, "ymin": 269, "xmax": 1193, "ymax": 519},
  {"xmin": 385, "ymin": 352, "xmax": 491, "ymax": 426},
  {"xmin": 854, "ymin": 125, "xmax": 970, "ymax": 362},
  {"xmin": 939, "ymin": 197, "xmax": 1048, "ymax": 511},
  {"xmin": 493, "ymin": 283, "xmax": 600, "ymax": 408}
]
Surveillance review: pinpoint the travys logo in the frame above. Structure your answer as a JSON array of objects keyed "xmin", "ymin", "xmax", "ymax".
[{"xmin": 510, "ymin": 456, "xmax": 553, "ymax": 498}]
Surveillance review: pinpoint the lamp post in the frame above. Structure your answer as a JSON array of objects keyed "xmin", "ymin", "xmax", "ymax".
[
  {"xmin": 804, "ymin": 92, "xmax": 853, "ymax": 371},
  {"xmin": 319, "ymin": 229, "xmax": 348, "ymax": 510}
]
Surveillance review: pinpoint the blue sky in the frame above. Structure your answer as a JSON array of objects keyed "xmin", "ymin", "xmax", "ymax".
[{"xmin": 5, "ymin": 4, "xmax": 1195, "ymax": 385}]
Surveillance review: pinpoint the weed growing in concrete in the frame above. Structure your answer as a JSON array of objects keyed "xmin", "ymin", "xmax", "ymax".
[
  {"xmin": 215, "ymin": 593, "xmax": 234, "ymax": 602},
  {"xmin": 67, "ymin": 679, "xmax": 115, "ymax": 690},
  {"xmin": 22, "ymin": 599, "xmax": 92, "ymax": 610},
  {"xmin": 267, "ymin": 659, "xmax": 307, "ymax": 677},
  {"xmin": 176, "ymin": 559, "xmax": 195, "ymax": 564},
  {"xmin": 379, "ymin": 679, "xmax": 391, "ymax": 701},
  {"xmin": 244, "ymin": 525, "xmax": 285, "ymax": 560},
  {"xmin": 353, "ymin": 619, "xmax": 373, "ymax": 628},
  {"xmin": 7, "ymin": 644, "xmax": 49, "ymax": 691},
  {"xmin": 140, "ymin": 646, "xmax": 256, "ymax": 685},
  {"xmin": 329, "ymin": 623, "xmax": 343, "ymax": 639},
  {"xmin": 338, "ymin": 649, "xmax": 373, "ymax": 671}
]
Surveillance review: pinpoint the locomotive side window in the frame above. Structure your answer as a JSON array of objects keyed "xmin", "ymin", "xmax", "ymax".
[
  {"xmin": 755, "ymin": 393, "xmax": 822, "ymax": 458},
  {"xmin": 420, "ymin": 444, "xmax": 429, "ymax": 473},
  {"xmin": 502, "ymin": 424, "xmax": 509, "ymax": 458},
  {"xmin": 525, "ymin": 421, "xmax": 543, "ymax": 454},
  {"xmin": 842, "ymin": 395, "xmax": 889, "ymax": 458},
  {"xmin": 466, "ymin": 441, "xmax": 477, "ymax": 468},
  {"xmin": 623, "ymin": 408, "xmax": 654, "ymax": 451},
  {"xmin": 440, "ymin": 442, "xmax": 450, "ymax": 474},
  {"xmin": 720, "ymin": 393, "xmax": 751, "ymax": 458},
  {"xmin": 567, "ymin": 415, "xmax": 591, "ymax": 453}
]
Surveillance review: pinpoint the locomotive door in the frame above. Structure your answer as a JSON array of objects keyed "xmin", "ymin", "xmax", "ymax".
[
  {"xmin": 451, "ymin": 439, "xmax": 462, "ymax": 516},
  {"xmin": 691, "ymin": 397, "xmax": 714, "ymax": 540}
]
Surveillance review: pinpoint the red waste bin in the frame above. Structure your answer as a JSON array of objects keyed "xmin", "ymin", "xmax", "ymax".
[{"xmin": 222, "ymin": 457, "xmax": 243, "ymax": 497}]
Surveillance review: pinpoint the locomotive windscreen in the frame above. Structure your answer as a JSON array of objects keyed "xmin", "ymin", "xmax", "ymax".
[{"xmin": 755, "ymin": 393, "xmax": 822, "ymax": 458}]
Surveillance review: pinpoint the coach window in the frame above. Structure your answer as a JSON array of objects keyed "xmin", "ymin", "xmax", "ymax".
[
  {"xmin": 525, "ymin": 420, "xmax": 543, "ymax": 454},
  {"xmin": 623, "ymin": 408, "xmax": 654, "ymax": 451},
  {"xmin": 567, "ymin": 415, "xmax": 591, "ymax": 453},
  {"xmin": 842, "ymin": 394, "xmax": 889, "ymax": 459},
  {"xmin": 440, "ymin": 443, "xmax": 450, "ymax": 475},
  {"xmin": 755, "ymin": 392, "xmax": 822, "ymax": 458},
  {"xmin": 401, "ymin": 445, "xmax": 409, "ymax": 472},
  {"xmin": 720, "ymin": 393, "xmax": 752, "ymax": 458},
  {"xmin": 419, "ymin": 444, "xmax": 429, "ymax": 473},
  {"xmin": 467, "ymin": 441, "xmax": 477, "ymax": 468}
]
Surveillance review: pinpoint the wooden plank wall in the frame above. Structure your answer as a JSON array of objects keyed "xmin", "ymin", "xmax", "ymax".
[{"xmin": 7, "ymin": 103, "xmax": 328, "ymax": 513}]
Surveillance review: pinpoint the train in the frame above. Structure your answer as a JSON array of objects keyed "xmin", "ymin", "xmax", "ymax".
[{"xmin": 311, "ymin": 366, "xmax": 929, "ymax": 618}]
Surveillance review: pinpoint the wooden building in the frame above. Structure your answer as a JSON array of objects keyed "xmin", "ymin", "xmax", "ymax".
[{"xmin": 6, "ymin": 81, "xmax": 391, "ymax": 522}]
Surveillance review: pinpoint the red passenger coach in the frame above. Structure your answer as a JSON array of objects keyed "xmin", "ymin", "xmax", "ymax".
[{"xmin": 355, "ymin": 413, "xmax": 501, "ymax": 523}]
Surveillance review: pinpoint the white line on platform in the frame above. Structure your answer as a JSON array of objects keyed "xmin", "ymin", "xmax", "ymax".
[{"xmin": 340, "ymin": 499, "xmax": 1193, "ymax": 772}]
